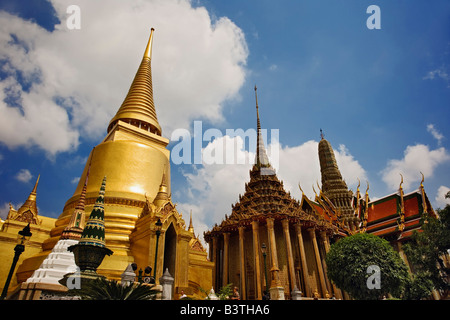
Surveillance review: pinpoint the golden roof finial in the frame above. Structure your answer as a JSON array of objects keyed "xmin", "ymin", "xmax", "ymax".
[
  {"xmin": 316, "ymin": 180, "xmax": 322, "ymax": 194},
  {"xmin": 312, "ymin": 184, "xmax": 317, "ymax": 197},
  {"xmin": 31, "ymin": 174, "xmax": 40, "ymax": 195},
  {"xmin": 298, "ymin": 183, "xmax": 304, "ymax": 195},
  {"xmin": 188, "ymin": 210, "xmax": 194, "ymax": 234},
  {"xmin": 144, "ymin": 28, "xmax": 155, "ymax": 59},
  {"xmin": 153, "ymin": 166, "xmax": 169, "ymax": 206}
]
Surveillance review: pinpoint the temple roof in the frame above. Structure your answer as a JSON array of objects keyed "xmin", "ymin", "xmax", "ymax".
[
  {"xmin": 205, "ymin": 90, "xmax": 337, "ymax": 237},
  {"xmin": 364, "ymin": 187, "xmax": 436, "ymax": 239},
  {"xmin": 7, "ymin": 175, "xmax": 40, "ymax": 225}
]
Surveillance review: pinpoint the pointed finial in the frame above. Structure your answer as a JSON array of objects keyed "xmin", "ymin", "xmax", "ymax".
[
  {"xmin": 298, "ymin": 183, "xmax": 304, "ymax": 195},
  {"xmin": 254, "ymin": 85, "xmax": 261, "ymax": 131},
  {"xmin": 420, "ymin": 171, "xmax": 425, "ymax": 187},
  {"xmin": 399, "ymin": 173, "xmax": 404, "ymax": 190},
  {"xmin": 312, "ymin": 184, "xmax": 317, "ymax": 196},
  {"xmin": 160, "ymin": 165, "xmax": 167, "ymax": 187},
  {"xmin": 188, "ymin": 210, "xmax": 194, "ymax": 233},
  {"xmin": 32, "ymin": 174, "xmax": 40, "ymax": 194},
  {"xmin": 320, "ymin": 129, "xmax": 324, "ymax": 140},
  {"xmin": 144, "ymin": 28, "xmax": 155, "ymax": 59},
  {"xmin": 316, "ymin": 180, "xmax": 322, "ymax": 193}
]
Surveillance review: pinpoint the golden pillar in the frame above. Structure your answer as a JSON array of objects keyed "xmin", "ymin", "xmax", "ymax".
[
  {"xmin": 266, "ymin": 218, "xmax": 284, "ymax": 300},
  {"xmin": 223, "ymin": 232, "xmax": 229, "ymax": 286},
  {"xmin": 295, "ymin": 223, "xmax": 311, "ymax": 297},
  {"xmin": 308, "ymin": 228, "xmax": 327, "ymax": 297},
  {"xmin": 282, "ymin": 219, "xmax": 297, "ymax": 293},
  {"xmin": 212, "ymin": 236, "xmax": 218, "ymax": 290},
  {"xmin": 251, "ymin": 220, "xmax": 262, "ymax": 300},
  {"xmin": 238, "ymin": 226, "xmax": 246, "ymax": 300},
  {"xmin": 320, "ymin": 231, "xmax": 342, "ymax": 299},
  {"xmin": 319, "ymin": 230, "xmax": 340, "ymax": 299}
]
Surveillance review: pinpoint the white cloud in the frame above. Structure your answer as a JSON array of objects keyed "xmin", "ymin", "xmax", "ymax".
[
  {"xmin": 15, "ymin": 168, "xmax": 33, "ymax": 183},
  {"xmin": 0, "ymin": 0, "xmax": 248, "ymax": 156},
  {"xmin": 423, "ymin": 66, "xmax": 450, "ymax": 87},
  {"xmin": 427, "ymin": 124, "xmax": 444, "ymax": 145},
  {"xmin": 380, "ymin": 144, "xmax": 450, "ymax": 191},
  {"xmin": 179, "ymin": 135, "xmax": 252, "ymax": 232},
  {"xmin": 0, "ymin": 202, "xmax": 10, "ymax": 220},
  {"xmin": 178, "ymin": 135, "xmax": 367, "ymax": 244},
  {"xmin": 435, "ymin": 186, "xmax": 450, "ymax": 209},
  {"xmin": 71, "ymin": 177, "xmax": 80, "ymax": 184}
]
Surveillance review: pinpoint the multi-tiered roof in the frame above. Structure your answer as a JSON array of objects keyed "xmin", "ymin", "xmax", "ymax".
[{"xmin": 205, "ymin": 87, "xmax": 336, "ymax": 238}]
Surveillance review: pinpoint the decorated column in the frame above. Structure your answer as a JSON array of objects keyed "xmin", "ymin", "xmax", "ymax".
[
  {"xmin": 282, "ymin": 219, "xmax": 297, "ymax": 294},
  {"xmin": 308, "ymin": 228, "xmax": 327, "ymax": 297},
  {"xmin": 238, "ymin": 226, "xmax": 246, "ymax": 300},
  {"xmin": 266, "ymin": 218, "xmax": 284, "ymax": 300},
  {"xmin": 222, "ymin": 232, "xmax": 229, "ymax": 286},
  {"xmin": 295, "ymin": 223, "xmax": 311, "ymax": 297},
  {"xmin": 251, "ymin": 220, "xmax": 262, "ymax": 300}
]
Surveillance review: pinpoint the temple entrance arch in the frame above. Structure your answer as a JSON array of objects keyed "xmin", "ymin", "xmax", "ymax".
[{"xmin": 163, "ymin": 222, "xmax": 177, "ymax": 280}]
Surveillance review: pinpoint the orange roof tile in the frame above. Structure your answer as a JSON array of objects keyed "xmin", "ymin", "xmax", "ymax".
[{"xmin": 367, "ymin": 195, "xmax": 399, "ymax": 223}]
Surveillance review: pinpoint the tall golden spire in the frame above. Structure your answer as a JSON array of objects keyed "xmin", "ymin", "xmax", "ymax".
[{"xmin": 108, "ymin": 28, "xmax": 161, "ymax": 135}]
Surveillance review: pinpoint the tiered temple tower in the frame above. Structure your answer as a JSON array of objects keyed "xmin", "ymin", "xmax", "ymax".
[
  {"xmin": 204, "ymin": 87, "xmax": 341, "ymax": 300},
  {"xmin": 318, "ymin": 132, "xmax": 359, "ymax": 230}
]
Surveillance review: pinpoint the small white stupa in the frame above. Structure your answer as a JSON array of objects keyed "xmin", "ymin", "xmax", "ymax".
[{"xmin": 26, "ymin": 168, "xmax": 90, "ymax": 286}]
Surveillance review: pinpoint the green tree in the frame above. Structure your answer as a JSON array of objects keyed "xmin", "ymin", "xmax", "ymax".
[
  {"xmin": 199, "ymin": 283, "xmax": 234, "ymax": 300},
  {"xmin": 403, "ymin": 204, "xmax": 450, "ymax": 299},
  {"xmin": 326, "ymin": 233, "xmax": 410, "ymax": 300},
  {"xmin": 68, "ymin": 277, "xmax": 158, "ymax": 300}
]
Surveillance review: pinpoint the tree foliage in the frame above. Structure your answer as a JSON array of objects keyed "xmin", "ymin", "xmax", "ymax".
[
  {"xmin": 326, "ymin": 233, "xmax": 410, "ymax": 300},
  {"xmin": 68, "ymin": 277, "xmax": 158, "ymax": 300},
  {"xmin": 198, "ymin": 283, "xmax": 234, "ymax": 300},
  {"xmin": 403, "ymin": 204, "xmax": 450, "ymax": 299}
]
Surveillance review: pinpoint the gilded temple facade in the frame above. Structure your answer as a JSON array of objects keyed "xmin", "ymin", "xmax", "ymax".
[
  {"xmin": 0, "ymin": 29, "xmax": 213, "ymax": 299},
  {"xmin": 204, "ymin": 88, "xmax": 445, "ymax": 300},
  {"xmin": 204, "ymin": 88, "xmax": 346, "ymax": 300},
  {"xmin": 0, "ymin": 27, "xmax": 446, "ymax": 300}
]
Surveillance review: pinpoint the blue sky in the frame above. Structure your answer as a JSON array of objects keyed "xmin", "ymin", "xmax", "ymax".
[{"xmin": 0, "ymin": 0, "xmax": 449, "ymax": 236}]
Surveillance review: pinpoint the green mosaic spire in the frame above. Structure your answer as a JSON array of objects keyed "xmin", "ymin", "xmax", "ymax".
[{"xmin": 79, "ymin": 176, "xmax": 107, "ymax": 248}]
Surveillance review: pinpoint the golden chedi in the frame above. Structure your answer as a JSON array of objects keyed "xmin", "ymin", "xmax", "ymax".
[{"xmin": 16, "ymin": 29, "xmax": 213, "ymax": 297}]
